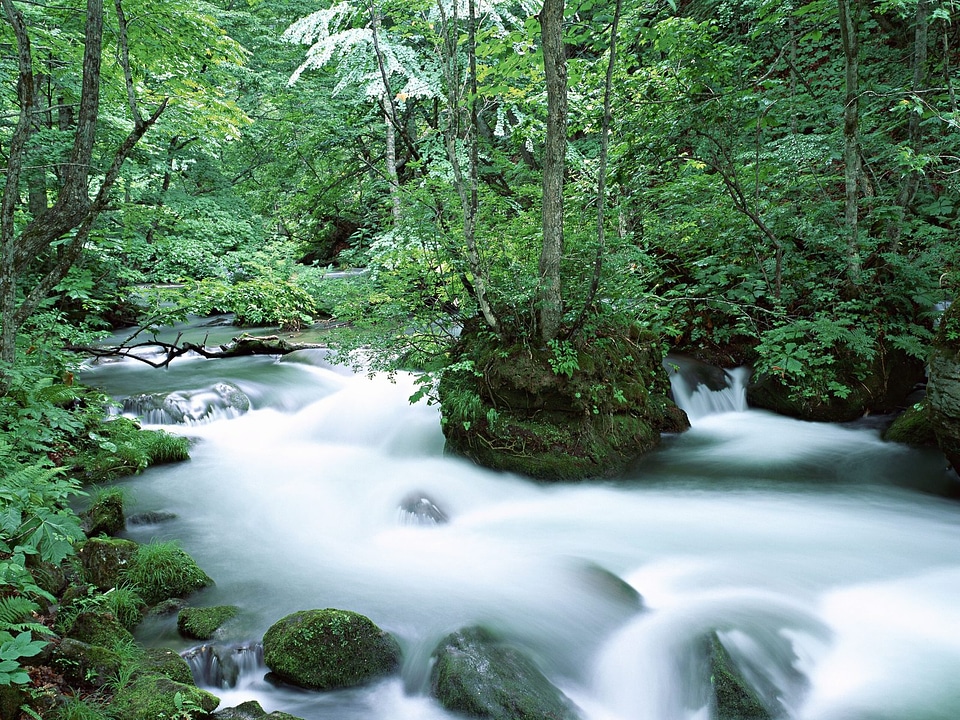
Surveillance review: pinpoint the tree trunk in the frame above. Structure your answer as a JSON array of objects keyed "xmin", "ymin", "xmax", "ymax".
[
  {"xmin": 887, "ymin": 0, "xmax": 929, "ymax": 254},
  {"xmin": 0, "ymin": 0, "xmax": 166, "ymax": 378},
  {"xmin": 538, "ymin": 0, "xmax": 567, "ymax": 343},
  {"xmin": 439, "ymin": 0, "xmax": 499, "ymax": 333},
  {"xmin": 838, "ymin": 0, "xmax": 862, "ymax": 288}
]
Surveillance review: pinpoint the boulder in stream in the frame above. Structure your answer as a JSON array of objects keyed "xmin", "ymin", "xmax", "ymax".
[
  {"xmin": 178, "ymin": 605, "xmax": 240, "ymax": 640},
  {"xmin": 262, "ymin": 608, "xmax": 401, "ymax": 690},
  {"xmin": 398, "ymin": 492, "xmax": 448, "ymax": 525},
  {"xmin": 430, "ymin": 626, "xmax": 581, "ymax": 720}
]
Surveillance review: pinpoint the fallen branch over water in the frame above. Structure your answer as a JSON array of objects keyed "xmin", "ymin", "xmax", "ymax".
[{"xmin": 73, "ymin": 332, "xmax": 331, "ymax": 369}]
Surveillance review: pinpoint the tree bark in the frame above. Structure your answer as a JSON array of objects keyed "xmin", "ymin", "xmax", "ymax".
[
  {"xmin": 439, "ymin": 0, "xmax": 500, "ymax": 333},
  {"xmin": 0, "ymin": 0, "xmax": 167, "ymax": 377},
  {"xmin": 838, "ymin": 0, "xmax": 862, "ymax": 288},
  {"xmin": 887, "ymin": 0, "xmax": 929, "ymax": 254},
  {"xmin": 538, "ymin": 0, "xmax": 567, "ymax": 343}
]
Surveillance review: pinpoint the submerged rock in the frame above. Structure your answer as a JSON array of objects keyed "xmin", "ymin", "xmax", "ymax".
[
  {"xmin": 127, "ymin": 510, "xmax": 178, "ymax": 526},
  {"xmin": 928, "ymin": 302, "xmax": 960, "ymax": 476},
  {"xmin": 262, "ymin": 609, "xmax": 400, "ymax": 690},
  {"xmin": 123, "ymin": 381, "xmax": 251, "ymax": 424},
  {"xmin": 430, "ymin": 626, "xmax": 580, "ymax": 720},
  {"xmin": 399, "ymin": 492, "xmax": 448, "ymax": 525}
]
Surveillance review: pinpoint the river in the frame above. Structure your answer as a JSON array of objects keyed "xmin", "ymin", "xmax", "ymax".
[{"xmin": 80, "ymin": 344, "xmax": 960, "ymax": 720}]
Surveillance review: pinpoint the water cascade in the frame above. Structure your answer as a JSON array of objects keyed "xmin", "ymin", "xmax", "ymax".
[{"xmin": 80, "ymin": 349, "xmax": 960, "ymax": 720}]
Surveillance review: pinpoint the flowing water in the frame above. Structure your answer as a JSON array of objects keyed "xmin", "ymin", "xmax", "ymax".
[{"xmin": 80, "ymin": 348, "xmax": 960, "ymax": 720}]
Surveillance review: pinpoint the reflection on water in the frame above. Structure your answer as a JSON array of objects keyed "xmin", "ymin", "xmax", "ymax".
[{"xmin": 81, "ymin": 352, "xmax": 960, "ymax": 720}]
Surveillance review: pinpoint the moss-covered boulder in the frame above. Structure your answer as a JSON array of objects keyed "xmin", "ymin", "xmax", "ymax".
[
  {"xmin": 708, "ymin": 635, "xmax": 773, "ymax": 720},
  {"xmin": 51, "ymin": 638, "xmax": 123, "ymax": 687},
  {"xmin": 64, "ymin": 610, "xmax": 134, "ymax": 648},
  {"xmin": 108, "ymin": 674, "xmax": 219, "ymax": 720},
  {"xmin": 928, "ymin": 302, "xmax": 960, "ymax": 475},
  {"xmin": 883, "ymin": 400, "xmax": 937, "ymax": 446},
  {"xmin": 430, "ymin": 627, "xmax": 580, "ymax": 720},
  {"xmin": 178, "ymin": 605, "xmax": 240, "ymax": 640},
  {"xmin": 70, "ymin": 416, "xmax": 190, "ymax": 484},
  {"xmin": 141, "ymin": 647, "xmax": 196, "ymax": 685},
  {"xmin": 78, "ymin": 536, "xmax": 138, "ymax": 591},
  {"xmin": 123, "ymin": 541, "xmax": 214, "ymax": 605},
  {"xmin": 213, "ymin": 707, "xmax": 306, "ymax": 720},
  {"xmin": 262, "ymin": 608, "xmax": 401, "ymax": 690},
  {"xmin": 82, "ymin": 490, "xmax": 125, "ymax": 537},
  {"xmin": 438, "ymin": 319, "xmax": 688, "ymax": 480},
  {"xmin": 747, "ymin": 347, "xmax": 925, "ymax": 422}
]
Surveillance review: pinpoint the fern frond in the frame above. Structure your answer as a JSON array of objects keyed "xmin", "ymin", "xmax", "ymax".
[{"xmin": 0, "ymin": 596, "xmax": 40, "ymax": 628}]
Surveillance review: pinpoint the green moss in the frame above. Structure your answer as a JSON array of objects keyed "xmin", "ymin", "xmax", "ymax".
[
  {"xmin": 438, "ymin": 319, "xmax": 686, "ymax": 480},
  {"xmin": 139, "ymin": 647, "xmax": 196, "ymax": 685},
  {"xmin": 82, "ymin": 489, "xmax": 125, "ymax": 537},
  {"xmin": 177, "ymin": 605, "xmax": 240, "ymax": 640},
  {"xmin": 123, "ymin": 541, "xmax": 214, "ymax": 605},
  {"xmin": 64, "ymin": 610, "xmax": 134, "ymax": 648},
  {"xmin": 78, "ymin": 537, "xmax": 139, "ymax": 592},
  {"xmin": 70, "ymin": 417, "xmax": 189, "ymax": 484},
  {"xmin": 884, "ymin": 401, "xmax": 937, "ymax": 446},
  {"xmin": 262, "ymin": 608, "xmax": 401, "ymax": 690},
  {"xmin": 52, "ymin": 638, "xmax": 123, "ymax": 687},
  {"xmin": 709, "ymin": 635, "xmax": 772, "ymax": 720},
  {"xmin": 107, "ymin": 674, "xmax": 219, "ymax": 720}
]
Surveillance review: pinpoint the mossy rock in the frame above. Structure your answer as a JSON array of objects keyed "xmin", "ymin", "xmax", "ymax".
[
  {"xmin": 178, "ymin": 605, "xmax": 240, "ymax": 640},
  {"xmin": 430, "ymin": 626, "xmax": 580, "ymax": 720},
  {"xmin": 123, "ymin": 541, "xmax": 214, "ymax": 605},
  {"xmin": 82, "ymin": 490, "xmax": 125, "ymax": 537},
  {"xmin": 71, "ymin": 416, "xmax": 190, "ymax": 484},
  {"xmin": 214, "ymin": 699, "xmax": 268, "ymax": 719},
  {"xmin": 108, "ymin": 674, "xmax": 219, "ymax": 720},
  {"xmin": 52, "ymin": 638, "xmax": 123, "ymax": 687},
  {"xmin": 438, "ymin": 319, "xmax": 688, "ymax": 480},
  {"xmin": 78, "ymin": 536, "xmax": 138, "ymax": 591},
  {"xmin": 929, "ymin": 302, "xmax": 960, "ymax": 475},
  {"xmin": 708, "ymin": 634, "xmax": 773, "ymax": 720},
  {"xmin": 262, "ymin": 608, "xmax": 401, "ymax": 690},
  {"xmin": 747, "ymin": 347, "xmax": 925, "ymax": 422},
  {"xmin": 141, "ymin": 647, "xmax": 196, "ymax": 685},
  {"xmin": 883, "ymin": 401, "xmax": 937, "ymax": 446},
  {"xmin": 65, "ymin": 610, "xmax": 134, "ymax": 648}
]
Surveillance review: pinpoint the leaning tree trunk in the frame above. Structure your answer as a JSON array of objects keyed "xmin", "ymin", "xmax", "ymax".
[{"xmin": 538, "ymin": 0, "xmax": 567, "ymax": 344}]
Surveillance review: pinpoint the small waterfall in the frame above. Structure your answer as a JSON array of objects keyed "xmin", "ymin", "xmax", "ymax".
[
  {"xmin": 665, "ymin": 355, "xmax": 749, "ymax": 421},
  {"xmin": 182, "ymin": 642, "xmax": 265, "ymax": 689}
]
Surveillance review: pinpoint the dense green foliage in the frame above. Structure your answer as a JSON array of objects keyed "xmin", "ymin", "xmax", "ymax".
[{"xmin": 0, "ymin": 0, "xmax": 956, "ymax": 712}]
